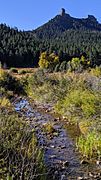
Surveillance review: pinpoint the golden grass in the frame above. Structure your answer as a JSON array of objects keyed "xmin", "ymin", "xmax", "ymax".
[{"xmin": 0, "ymin": 97, "xmax": 11, "ymax": 107}]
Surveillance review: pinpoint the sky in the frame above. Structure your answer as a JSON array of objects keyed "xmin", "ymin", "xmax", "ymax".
[{"xmin": 0, "ymin": 0, "xmax": 101, "ymax": 31}]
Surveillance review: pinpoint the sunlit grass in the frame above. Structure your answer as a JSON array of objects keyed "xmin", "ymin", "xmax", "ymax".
[
  {"xmin": 0, "ymin": 97, "xmax": 11, "ymax": 107},
  {"xmin": 55, "ymin": 88, "xmax": 100, "ymax": 119},
  {"xmin": 76, "ymin": 131, "xmax": 101, "ymax": 160},
  {"xmin": 90, "ymin": 66, "xmax": 101, "ymax": 77},
  {"xmin": 0, "ymin": 111, "xmax": 46, "ymax": 179}
]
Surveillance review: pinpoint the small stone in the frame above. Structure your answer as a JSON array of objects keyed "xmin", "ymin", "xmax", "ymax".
[
  {"xmin": 34, "ymin": 125, "xmax": 38, "ymax": 128},
  {"xmin": 50, "ymin": 145, "xmax": 55, "ymax": 148},
  {"xmin": 61, "ymin": 145, "xmax": 66, "ymax": 149},
  {"xmin": 61, "ymin": 174, "xmax": 66, "ymax": 180},
  {"xmin": 63, "ymin": 161, "xmax": 69, "ymax": 167},
  {"xmin": 93, "ymin": 175, "xmax": 97, "ymax": 178},
  {"xmin": 45, "ymin": 109, "xmax": 50, "ymax": 112},
  {"xmin": 53, "ymin": 132, "xmax": 59, "ymax": 136},
  {"xmin": 47, "ymin": 134, "xmax": 53, "ymax": 139},
  {"xmin": 54, "ymin": 170, "xmax": 58, "ymax": 175},
  {"xmin": 60, "ymin": 134, "xmax": 64, "ymax": 137},
  {"xmin": 96, "ymin": 160, "xmax": 101, "ymax": 165},
  {"xmin": 61, "ymin": 166, "xmax": 65, "ymax": 170},
  {"xmin": 50, "ymin": 155, "xmax": 56, "ymax": 158},
  {"xmin": 89, "ymin": 172, "xmax": 93, "ymax": 177},
  {"xmin": 98, "ymin": 172, "xmax": 101, "ymax": 176},
  {"xmin": 84, "ymin": 177, "xmax": 88, "ymax": 179},
  {"xmin": 62, "ymin": 116, "xmax": 65, "ymax": 119},
  {"xmin": 80, "ymin": 160, "xmax": 89, "ymax": 164},
  {"xmin": 89, "ymin": 172, "xmax": 101, "ymax": 178},
  {"xmin": 77, "ymin": 177, "xmax": 84, "ymax": 180},
  {"xmin": 54, "ymin": 118, "xmax": 58, "ymax": 122},
  {"xmin": 56, "ymin": 117, "xmax": 60, "ymax": 120}
]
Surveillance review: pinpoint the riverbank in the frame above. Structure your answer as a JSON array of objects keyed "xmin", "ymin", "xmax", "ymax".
[
  {"xmin": 0, "ymin": 67, "xmax": 101, "ymax": 179},
  {"xmin": 12, "ymin": 96, "xmax": 101, "ymax": 179}
]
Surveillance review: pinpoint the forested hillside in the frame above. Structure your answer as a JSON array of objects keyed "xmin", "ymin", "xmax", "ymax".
[
  {"xmin": 0, "ymin": 9, "xmax": 101, "ymax": 68},
  {"xmin": 42, "ymin": 30, "xmax": 101, "ymax": 66},
  {"xmin": 0, "ymin": 24, "xmax": 40, "ymax": 67}
]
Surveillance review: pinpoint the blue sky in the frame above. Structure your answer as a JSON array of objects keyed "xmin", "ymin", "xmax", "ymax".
[{"xmin": 0, "ymin": 0, "xmax": 101, "ymax": 30}]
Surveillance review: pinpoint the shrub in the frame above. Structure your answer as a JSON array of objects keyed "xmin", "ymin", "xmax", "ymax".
[
  {"xmin": 67, "ymin": 56, "xmax": 90, "ymax": 72},
  {"xmin": 84, "ymin": 74, "xmax": 101, "ymax": 92},
  {"xmin": 26, "ymin": 71, "xmax": 71, "ymax": 103},
  {"xmin": 55, "ymin": 88, "xmax": 100, "ymax": 119},
  {"xmin": 55, "ymin": 76, "xmax": 71, "ymax": 100},
  {"xmin": 67, "ymin": 57, "xmax": 82, "ymax": 72},
  {"xmin": 0, "ymin": 70, "xmax": 25, "ymax": 94},
  {"xmin": 25, "ymin": 69, "xmax": 49, "ymax": 98},
  {"xmin": 59, "ymin": 61, "xmax": 67, "ymax": 72},
  {"xmin": 90, "ymin": 66, "xmax": 101, "ymax": 77},
  {"xmin": 18, "ymin": 69, "xmax": 27, "ymax": 75},
  {"xmin": 31, "ymin": 69, "xmax": 47, "ymax": 85},
  {"xmin": 28, "ymin": 81, "xmax": 57, "ymax": 103},
  {"xmin": 54, "ymin": 63, "xmax": 60, "ymax": 72},
  {"xmin": 9, "ymin": 68, "xmax": 18, "ymax": 73},
  {"xmin": 39, "ymin": 52, "xmax": 59, "ymax": 71}
]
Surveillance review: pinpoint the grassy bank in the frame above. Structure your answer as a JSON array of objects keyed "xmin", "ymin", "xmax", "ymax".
[
  {"xmin": 23, "ymin": 68, "xmax": 101, "ymax": 160},
  {"xmin": 1, "ymin": 67, "xmax": 101, "ymax": 161},
  {"xmin": 0, "ymin": 70, "xmax": 46, "ymax": 180}
]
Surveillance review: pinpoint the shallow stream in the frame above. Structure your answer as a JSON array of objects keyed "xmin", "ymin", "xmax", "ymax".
[{"xmin": 13, "ymin": 97, "xmax": 101, "ymax": 180}]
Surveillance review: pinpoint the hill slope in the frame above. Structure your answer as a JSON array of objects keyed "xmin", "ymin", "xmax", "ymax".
[{"xmin": 0, "ymin": 24, "xmax": 40, "ymax": 67}]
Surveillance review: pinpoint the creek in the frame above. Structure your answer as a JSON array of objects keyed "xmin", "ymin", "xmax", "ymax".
[{"xmin": 13, "ymin": 97, "xmax": 101, "ymax": 180}]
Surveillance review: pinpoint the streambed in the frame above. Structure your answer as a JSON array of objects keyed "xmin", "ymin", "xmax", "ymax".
[{"xmin": 13, "ymin": 97, "xmax": 101, "ymax": 180}]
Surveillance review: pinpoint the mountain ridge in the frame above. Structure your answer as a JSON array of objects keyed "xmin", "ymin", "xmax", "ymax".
[
  {"xmin": 0, "ymin": 9, "xmax": 101, "ymax": 68},
  {"xmin": 33, "ymin": 9, "xmax": 101, "ymax": 39}
]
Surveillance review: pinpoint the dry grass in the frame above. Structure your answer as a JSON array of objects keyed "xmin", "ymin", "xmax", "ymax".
[{"xmin": 1, "ymin": 68, "xmax": 38, "ymax": 79}]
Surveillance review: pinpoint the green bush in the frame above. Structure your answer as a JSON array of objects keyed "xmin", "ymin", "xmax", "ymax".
[
  {"xmin": 20, "ymin": 70, "xmax": 49, "ymax": 102},
  {"xmin": 26, "ymin": 71, "xmax": 71, "ymax": 103},
  {"xmin": 59, "ymin": 61, "xmax": 67, "ymax": 72},
  {"xmin": 90, "ymin": 66, "xmax": 101, "ymax": 77},
  {"xmin": 0, "ymin": 70, "xmax": 25, "ymax": 94},
  {"xmin": 18, "ymin": 69, "xmax": 27, "ymax": 75},
  {"xmin": 9, "ymin": 68, "xmax": 18, "ymax": 73},
  {"xmin": 67, "ymin": 56, "xmax": 90, "ymax": 72},
  {"xmin": 54, "ymin": 63, "xmax": 60, "ymax": 72},
  {"xmin": 55, "ymin": 88, "xmax": 101, "ymax": 119}
]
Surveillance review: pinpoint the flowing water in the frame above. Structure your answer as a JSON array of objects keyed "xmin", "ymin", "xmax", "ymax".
[{"xmin": 14, "ymin": 97, "xmax": 101, "ymax": 180}]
